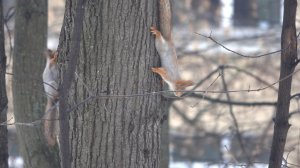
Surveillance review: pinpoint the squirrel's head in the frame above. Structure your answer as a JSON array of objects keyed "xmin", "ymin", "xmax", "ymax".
[
  {"xmin": 45, "ymin": 49, "xmax": 58, "ymax": 58},
  {"xmin": 44, "ymin": 49, "xmax": 58, "ymax": 65}
]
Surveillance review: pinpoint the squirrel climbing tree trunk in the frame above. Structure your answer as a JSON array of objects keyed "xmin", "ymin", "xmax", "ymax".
[
  {"xmin": 12, "ymin": 0, "xmax": 60, "ymax": 167},
  {"xmin": 58, "ymin": 0, "xmax": 168, "ymax": 167}
]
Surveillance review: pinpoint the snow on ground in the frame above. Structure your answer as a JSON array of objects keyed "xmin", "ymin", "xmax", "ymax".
[{"xmin": 170, "ymin": 162, "xmax": 268, "ymax": 168}]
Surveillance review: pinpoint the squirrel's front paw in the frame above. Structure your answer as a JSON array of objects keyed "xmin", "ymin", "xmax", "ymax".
[
  {"xmin": 150, "ymin": 26, "xmax": 161, "ymax": 37},
  {"xmin": 151, "ymin": 67, "xmax": 167, "ymax": 76}
]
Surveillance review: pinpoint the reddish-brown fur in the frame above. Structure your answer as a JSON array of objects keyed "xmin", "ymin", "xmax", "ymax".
[
  {"xmin": 43, "ymin": 50, "xmax": 59, "ymax": 146},
  {"xmin": 151, "ymin": 26, "xmax": 193, "ymax": 96}
]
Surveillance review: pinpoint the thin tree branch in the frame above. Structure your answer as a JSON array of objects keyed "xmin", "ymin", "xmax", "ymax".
[
  {"xmin": 177, "ymin": 31, "xmax": 279, "ymax": 56},
  {"xmin": 220, "ymin": 67, "xmax": 251, "ymax": 164},
  {"xmin": 194, "ymin": 31, "xmax": 300, "ymax": 58},
  {"xmin": 5, "ymin": 65, "xmax": 300, "ymax": 99},
  {"xmin": 191, "ymin": 67, "xmax": 220, "ymax": 90},
  {"xmin": 188, "ymin": 93, "xmax": 276, "ymax": 106},
  {"xmin": 223, "ymin": 65, "xmax": 278, "ymax": 91}
]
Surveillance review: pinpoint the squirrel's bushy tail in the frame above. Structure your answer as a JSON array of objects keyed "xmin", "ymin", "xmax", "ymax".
[
  {"xmin": 159, "ymin": 0, "xmax": 172, "ymax": 40},
  {"xmin": 43, "ymin": 98, "xmax": 58, "ymax": 146},
  {"xmin": 175, "ymin": 80, "xmax": 194, "ymax": 96}
]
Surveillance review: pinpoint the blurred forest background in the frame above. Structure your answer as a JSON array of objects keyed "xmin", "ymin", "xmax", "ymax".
[{"xmin": 3, "ymin": 0, "xmax": 300, "ymax": 167}]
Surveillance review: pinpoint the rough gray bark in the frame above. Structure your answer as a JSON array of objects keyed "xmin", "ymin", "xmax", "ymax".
[
  {"xmin": 160, "ymin": 113, "xmax": 169, "ymax": 168},
  {"xmin": 0, "ymin": 0, "xmax": 8, "ymax": 167},
  {"xmin": 58, "ymin": 0, "xmax": 85, "ymax": 167},
  {"xmin": 268, "ymin": 0, "xmax": 297, "ymax": 167},
  {"xmin": 58, "ymin": 0, "xmax": 167, "ymax": 167},
  {"xmin": 12, "ymin": 0, "xmax": 60, "ymax": 167}
]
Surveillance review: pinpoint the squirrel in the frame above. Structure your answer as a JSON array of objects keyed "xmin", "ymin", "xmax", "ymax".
[
  {"xmin": 151, "ymin": 0, "xmax": 193, "ymax": 97},
  {"xmin": 42, "ymin": 49, "xmax": 59, "ymax": 146}
]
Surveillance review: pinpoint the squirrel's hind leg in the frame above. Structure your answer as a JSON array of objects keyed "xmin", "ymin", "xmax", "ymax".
[
  {"xmin": 152, "ymin": 67, "xmax": 167, "ymax": 85},
  {"xmin": 151, "ymin": 67, "xmax": 169, "ymax": 81}
]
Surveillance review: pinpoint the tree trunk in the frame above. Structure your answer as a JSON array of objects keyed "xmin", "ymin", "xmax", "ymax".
[
  {"xmin": 58, "ymin": 0, "xmax": 167, "ymax": 167},
  {"xmin": 160, "ymin": 113, "xmax": 169, "ymax": 168},
  {"xmin": 0, "ymin": 0, "xmax": 8, "ymax": 167},
  {"xmin": 12, "ymin": 0, "xmax": 60, "ymax": 167},
  {"xmin": 234, "ymin": 0, "xmax": 258, "ymax": 26},
  {"xmin": 268, "ymin": 0, "xmax": 297, "ymax": 167}
]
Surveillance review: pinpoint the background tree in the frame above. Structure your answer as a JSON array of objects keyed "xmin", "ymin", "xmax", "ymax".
[
  {"xmin": 268, "ymin": 0, "xmax": 297, "ymax": 167},
  {"xmin": 12, "ymin": 0, "xmax": 60, "ymax": 167},
  {"xmin": 58, "ymin": 0, "xmax": 168, "ymax": 167},
  {"xmin": 0, "ymin": 0, "xmax": 8, "ymax": 167}
]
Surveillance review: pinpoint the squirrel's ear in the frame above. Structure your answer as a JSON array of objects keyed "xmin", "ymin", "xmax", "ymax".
[{"xmin": 44, "ymin": 49, "xmax": 51, "ymax": 58}]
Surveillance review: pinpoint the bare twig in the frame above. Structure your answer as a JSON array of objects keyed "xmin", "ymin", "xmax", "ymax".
[
  {"xmin": 188, "ymin": 93, "xmax": 276, "ymax": 106},
  {"xmin": 190, "ymin": 70, "xmax": 221, "ymax": 107},
  {"xmin": 223, "ymin": 65, "xmax": 278, "ymax": 91},
  {"xmin": 191, "ymin": 67, "xmax": 220, "ymax": 90},
  {"xmin": 194, "ymin": 31, "xmax": 300, "ymax": 58},
  {"xmin": 5, "ymin": 65, "xmax": 300, "ymax": 99},
  {"xmin": 220, "ymin": 67, "xmax": 251, "ymax": 164},
  {"xmin": 6, "ymin": 72, "xmax": 59, "ymax": 94},
  {"xmin": 1, "ymin": 66, "xmax": 300, "ymax": 128},
  {"xmin": 290, "ymin": 93, "xmax": 300, "ymax": 100}
]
